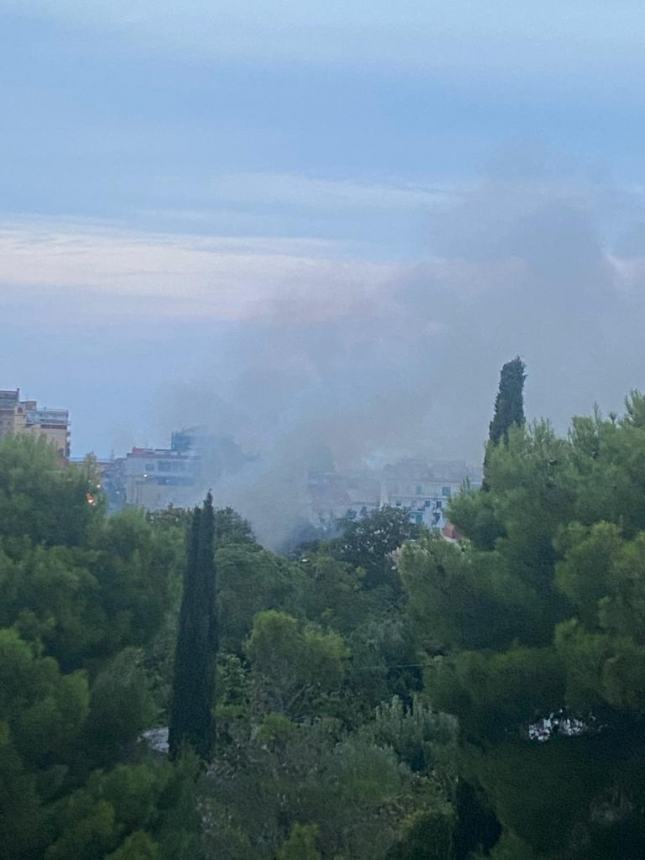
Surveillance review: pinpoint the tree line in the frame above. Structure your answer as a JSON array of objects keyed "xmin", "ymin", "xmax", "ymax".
[{"xmin": 4, "ymin": 358, "xmax": 645, "ymax": 858}]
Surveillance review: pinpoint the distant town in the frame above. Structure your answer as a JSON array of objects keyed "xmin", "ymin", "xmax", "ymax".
[{"xmin": 0, "ymin": 387, "xmax": 481, "ymax": 532}]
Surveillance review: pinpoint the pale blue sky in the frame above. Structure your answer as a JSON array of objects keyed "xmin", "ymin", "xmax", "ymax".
[{"xmin": 2, "ymin": 1, "xmax": 645, "ymax": 460}]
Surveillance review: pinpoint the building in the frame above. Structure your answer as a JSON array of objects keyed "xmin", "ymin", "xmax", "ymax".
[
  {"xmin": 381, "ymin": 458, "xmax": 481, "ymax": 529},
  {"xmin": 306, "ymin": 469, "xmax": 381, "ymax": 526},
  {"xmin": 101, "ymin": 425, "xmax": 254, "ymax": 512},
  {"xmin": 121, "ymin": 446, "xmax": 200, "ymax": 510},
  {"xmin": 305, "ymin": 458, "xmax": 481, "ymax": 531},
  {"xmin": 171, "ymin": 426, "xmax": 256, "ymax": 480},
  {"xmin": 0, "ymin": 389, "xmax": 70, "ymax": 458},
  {"xmin": 101, "ymin": 445, "xmax": 201, "ymax": 512}
]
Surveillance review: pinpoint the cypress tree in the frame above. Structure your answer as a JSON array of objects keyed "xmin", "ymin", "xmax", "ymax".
[
  {"xmin": 488, "ymin": 356, "xmax": 526, "ymax": 446},
  {"xmin": 168, "ymin": 492, "xmax": 217, "ymax": 760},
  {"xmin": 483, "ymin": 357, "xmax": 526, "ymax": 488}
]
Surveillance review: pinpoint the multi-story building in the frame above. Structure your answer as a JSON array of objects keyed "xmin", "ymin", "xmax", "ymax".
[
  {"xmin": 121, "ymin": 446, "xmax": 200, "ymax": 510},
  {"xmin": 306, "ymin": 469, "xmax": 381, "ymax": 526},
  {"xmin": 0, "ymin": 390, "xmax": 23, "ymax": 436},
  {"xmin": 0, "ymin": 389, "xmax": 70, "ymax": 458},
  {"xmin": 306, "ymin": 458, "xmax": 481, "ymax": 531},
  {"xmin": 381, "ymin": 459, "xmax": 481, "ymax": 528},
  {"xmin": 102, "ymin": 425, "xmax": 256, "ymax": 513}
]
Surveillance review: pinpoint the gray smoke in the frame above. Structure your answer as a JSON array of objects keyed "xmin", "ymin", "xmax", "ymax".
[{"xmin": 151, "ymin": 164, "xmax": 645, "ymax": 545}]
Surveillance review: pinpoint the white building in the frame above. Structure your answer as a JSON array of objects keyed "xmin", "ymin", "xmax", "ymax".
[
  {"xmin": 306, "ymin": 458, "xmax": 481, "ymax": 530},
  {"xmin": 122, "ymin": 447, "xmax": 200, "ymax": 510},
  {"xmin": 381, "ymin": 459, "xmax": 480, "ymax": 529}
]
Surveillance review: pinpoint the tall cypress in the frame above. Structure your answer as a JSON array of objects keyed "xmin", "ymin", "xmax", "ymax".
[
  {"xmin": 488, "ymin": 356, "xmax": 526, "ymax": 445},
  {"xmin": 168, "ymin": 492, "xmax": 217, "ymax": 760},
  {"xmin": 483, "ymin": 357, "xmax": 526, "ymax": 487}
]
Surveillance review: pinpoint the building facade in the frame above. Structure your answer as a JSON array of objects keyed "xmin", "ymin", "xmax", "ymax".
[
  {"xmin": 101, "ymin": 425, "xmax": 255, "ymax": 513},
  {"xmin": 306, "ymin": 458, "xmax": 481, "ymax": 531},
  {"xmin": 0, "ymin": 389, "xmax": 70, "ymax": 458},
  {"xmin": 381, "ymin": 459, "xmax": 480, "ymax": 529},
  {"xmin": 123, "ymin": 447, "xmax": 200, "ymax": 510}
]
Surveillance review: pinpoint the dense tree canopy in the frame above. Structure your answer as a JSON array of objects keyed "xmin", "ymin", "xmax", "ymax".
[
  {"xmin": 0, "ymin": 437, "xmax": 196, "ymax": 859},
  {"xmin": 7, "ymin": 380, "xmax": 645, "ymax": 858},
  {"xmin": 401, "ymin": 391, "xmax": 645, "ymax": 857}
]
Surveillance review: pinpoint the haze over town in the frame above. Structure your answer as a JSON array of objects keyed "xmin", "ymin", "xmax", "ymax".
[
  {"xmin": 8, "ymin": 5, "xmax": 645, "ymax": 859},
  {"xmin": 4, "ymin": 1, "xmax": 645, "ymax": 469}
]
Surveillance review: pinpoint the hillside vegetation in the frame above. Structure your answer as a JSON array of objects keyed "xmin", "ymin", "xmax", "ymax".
[{"xmin": 4, "ymin": 390, "xmax": 645, "ymax": 857}]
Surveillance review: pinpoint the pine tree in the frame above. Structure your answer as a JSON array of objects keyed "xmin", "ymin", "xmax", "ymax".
[
  {"xmin": 482, "ymin": 358, "xmax": 526, "ymax": 490},
  {"xmin": 168, "ymin": 492, "xmax": 217, "ymax": 760}
]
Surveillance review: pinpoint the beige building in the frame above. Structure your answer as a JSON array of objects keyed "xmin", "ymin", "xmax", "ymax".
[{"xmin": 0, "ymin": 389, "xmax": 71, "ymax": 459}]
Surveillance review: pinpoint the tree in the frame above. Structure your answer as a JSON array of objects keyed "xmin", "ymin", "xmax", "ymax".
[
  {"xmin": 330, "ymin": 506, "xmax": 422, "ymax": 592},
  {"xmin": 216, "ymin": 545, "xmax": 302, "ymax": 654},
  {"xmin": 168, "ymin": 494, "xmax": 217, "ymax": 761},
  {"xmin": 0, "ymin": 629, "xmax": 89, "ymax": 859},
  {"xmin": 0, "ymin": 434, "xmax": 100, "ymax": 547},
  {"xmin": 0, "ymin": 434, "xmax": 202, "ymax": 859},
  {"xmin": 202, "ymin": 713, "xmax": 451, "ymax": 860},
  {"xmin": 245, "ymin": 610, "xmax": 348, "ymax": 718},
  {"xmin": 405, "ymin": 393, "xmax": 645, "ymax": 857},
  {"xmin": 277, "ymin": 824, "xmax": 321, "ymax": 860},
  {"xmin": 484, "ymin": 357, "xmax": 526, "ymax": 489},
  {"xmin": 488, "ymin": 357, "xmax": 526, "ymax": 447}
]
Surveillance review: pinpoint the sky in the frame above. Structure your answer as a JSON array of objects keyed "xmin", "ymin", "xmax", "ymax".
[{"xmin": 3, "ymin": 1, "xmax": 645, "ymax": 475}]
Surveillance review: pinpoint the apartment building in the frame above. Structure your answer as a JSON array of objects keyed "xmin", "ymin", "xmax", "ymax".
[
  {"xmin": 381, "ymin": 459, "xmax": 480, "ymax": 528},
  {"xmin": 306, "ymin": 458, "xmax": 481, "ymax": 530},
  {"xmin": 0, "ymin": 389, "xmax": 70, "ymax": 458}
]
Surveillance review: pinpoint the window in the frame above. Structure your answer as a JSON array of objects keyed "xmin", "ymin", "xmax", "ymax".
[
  {"xmin": 442, "ymin": 486, "xmax": 451, "ymax": 497},
  {"xmin": 145, "ymin": 463, "xmax": 155, "ymax": 471},
  {"xmin": 415, "ymin": 484, "xmax": 423, "ymax": 495},
  {"xmin": 158, "ymin": 460, "xmax": 186, "ymax": 473}
]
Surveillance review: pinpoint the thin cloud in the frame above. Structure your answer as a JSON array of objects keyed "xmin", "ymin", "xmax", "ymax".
[{"xmin": 0, "ymin": 220, "xmax": 397, "ymax": 322}]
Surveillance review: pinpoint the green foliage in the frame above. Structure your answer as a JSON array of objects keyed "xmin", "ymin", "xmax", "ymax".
[
  {"xmin": 169, "ymin": 494, "xmax": 217, "ymax": 760},
  {"xmin": 483, "ymin": 356, "xmax": 526, "ymax": 489},
  {"xmin": 0, "ymin": 435, "xmax": 100, "ymax": 546},
  {"xmin": 448, "ymin": 489, "xmax": 504, "ymax": 550},
  {"xmin": 360, "ymin": 696, "xmax": 457, "ymax": 776},
  {"xmin": 0, "ymin": 427, "xmax": 457, "ymax": 858},
  {"xmin": 487, "ymin": 356, "xmax": 526, "ymax": 447},
  {"xmin": 0, "ymin": 435, "xmax": 196, "ymax": 859},
  {"xmin": 400, "ymin": 536, "xmax": 540, "ymax": 651},
  {"xmin": 0, "ymin": 725, "xmax": 44, "ymax": 859},
  {"xmin": 0, "ymin": 629, "xmax": 89, "ymax": 769},
  {"xmin": 0, "ymin": 636, "xmax": 185, "ymax": 858},
  {"xmin": 330, "ymin": 505, "xmax": 422, "ymax": 592},
  {"xmin": 344, "ymin": 613, "xmax": 423, "ymax": 718},
  {"xmin": 0, "ymin": 508, "xmax": 181, "ymax": 672},
  {"xmin": 407, "ymin": 391, "xmax": 645, "ymax": 855},
  {"xmin": 246, "ymin": 610, "xmax": 348, "ymax": 718},
  {"xmin": 217, "ymin": 544, "xmax": 302, "ymax": 653},
  {"xmin": 386, "ymin": 805, "xmax": 456, "ymax": 859},
  {"xmin": 85, "ymin": 648, "xmax": 156, "ymax": 764},
  {"xmin": 301, "ymin": 552, "xmax": 366, "ymax": 633},
  {"xmin": 428, "ymin": 647, "xmax": 565, "ymax": 742},
  {"xmin": 0, "ymin": 543, "xmax": 102, "ymax": 669},
  {"xmin": 90, "ymin": 509, "xmax": 180, "ymax": 660},
  {"xmin": 214, "ymin": 506, "xmax": 258, "ymax": 547},
  {"xmin": 202, "ymin": 714, "xmax": 445, "ymax": 860},
  {"xmin": 277, "ymin": 823, "xmax": 321, "ymax": 860},
  {"xmin": 106, "ymin": 830, "xmax": 159, "ymax": 860}
]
